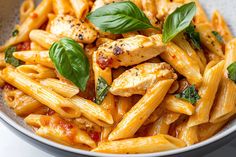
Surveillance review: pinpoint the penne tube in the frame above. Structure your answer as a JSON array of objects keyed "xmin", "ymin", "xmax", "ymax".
[
  {"xmin": 13, "ymin": 51, "xmax": 54, "ymax": 68},
  {"xmin": 196, "ymin": 23, "xmax": 224, "ymax": 57},
  {"xmin": 108, "ymin": 79, "xmax": 174, "ymax": 141},
  {"xmin": 30, "ymin": 41, "xmax": 45, "ymax": 51},
  {"xmin": 52, "ymin": 0, "xmax": 74, "ymax": 15},
  {"xmin": 70, "ymin": 0, "xmax": 89, "ymax": 19},
  {"xmin": 152, "ymin": 35, "xmax": 202, "ymax": 86},
  {"xmin": 70, "ymin": 96, "xmax": 114, "ymax": 126},
  {"xmin": 40, "ymin": 78, "xmax": 79, "ymax": 98},
  {"xmin": 192, "ymin": 0, "xmax": 209, "ymax": 24},
  {"xmin": 16, "ymin": 64, "xmax": 56, "ymax": 79},
  {"xmin": 46, "ymin": 13, "xmax": 56, "ymax": 32},
  {"xmin": 147, "ymin": 111, "xmax": 180, "ymax": 136},
  {"xmin": 188, "ymin": 60, "xmax": 225, "ymax": 127},
  {"xmin": 115, "ymin": 97, "xmax": 133, "ymax": 123},
  {"xmin": 0, "ymin": 0, "xmax": 52, "ymax": 51},
  {"xmin": 164, "ymin": 95, "xmax": 195, "ymax": 116},
  {"xmin": 143, "ymin": 104, "xmax": 165, "ymax": 126},
  {"xmin": 20, "ymin": 0, "xmax": 35, "ymax": 24},
  {"xmin": 173, "ymin": 33, "xmax": 205, "ymax": 74},
  {"xmin": 176, "ymin": 122, "xmax": 198, "ymax": 146},
  {"xmin": 210, "ymin": 39, "xmax": 236, "ymax": 123},
  {"xmin": 1, "ymin": 67, "xmax": 81, "ymax": 118},
  {"xmin": 93, "ymin": 51, "xmax": 115, "ymax": 118},
  {"xmin": 3, "ymin": 88, "xmax": 43, "ymax": 116},
  {"xmin": 29, "ymin": 30, "xmax": 60, "ymax": 49},
  {"xmin": 93, "ymin": 134, "xmax": 186, "ymax": 154},
  {"xmin": 212, "ymin": 10, "xmax": 233, "ymax": 43},
  {"xmin": 198, "ymin": 120, "xmax": 230, "ymax": 141},
  {"xmin": 25, "ymin": 114, "xmax": 96, "ymax": 148}
]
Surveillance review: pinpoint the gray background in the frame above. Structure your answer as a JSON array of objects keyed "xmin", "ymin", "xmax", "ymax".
[{"xmin": 0, "ymin": 0, "xmax": 236, "ymax": 156}]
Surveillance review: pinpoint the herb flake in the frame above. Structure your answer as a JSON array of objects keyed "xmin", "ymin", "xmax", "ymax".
[
  {"xmin": 12, "ymin": 29, "xmax": 19, "ymax": 37},
  {"xmin": 95, "ymin": 77, "xmax": 110, "ymax": 104},
  {"xmin": 212, "ymin": 31, "xmax": 224, "ymax": 44},
  {"xmin": 4, "ymin": 46, "xmax": 23, "ymax": 67},
  {"xmin": 227, "ymin": 62, "xmax": 236, "ymax": 83},
  {"xmin": 175, "ymin": 85, "xmax": 200, "ymax": 104},
  {"xmin": 185, "ymin": 24, "xmax": 201, "ymax": 50}
]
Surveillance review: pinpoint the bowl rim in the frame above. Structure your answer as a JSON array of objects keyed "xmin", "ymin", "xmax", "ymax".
[{"xmin": 0, "ymin": 110, "xmax": 236, "ymax": 157}]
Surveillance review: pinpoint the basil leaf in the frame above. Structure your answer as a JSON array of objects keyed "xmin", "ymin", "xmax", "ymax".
[
  {"xmin": 95, "ymin": 77, "xmax": 110, "ymax": 105},
  {"xmin": 163, "ymin": 2, "xmax": 197, "ymax": 43},
  {"xmin": 12, "ymin": 29, "xmax": 19, "ymax": 37},
  {"xmin": 175, "ymin": 85, "xmax": 200, "ymax": 104},
  {"xmin": 4, "ymin": 46, "xmax": 23, "ymax": 67},
  {"xmin": 212, "ymin": 31, "xmax": 224, "ymax": 44},
  {"xmin": 227, "ymin": 62, "xmax": 236, "ymax": 83},
  {"xmin": 49, "ymin": 38, "xmax": 90, "ymax": 91},
  {"xmin": 87, "ymin": 1, "xmax": 157, "ymax": 34},
  {"xmin": 185, "ymin": 24, "xmax": 201, "ymax": 50}
]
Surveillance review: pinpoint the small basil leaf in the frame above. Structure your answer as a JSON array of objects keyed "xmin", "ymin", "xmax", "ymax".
[
  {"xmin": 185, "ymin": 24, "xmax": 201, "ymax": 50},
  {"xmin": 49, "ymin": 38, "xmax": 90, "ymax": 91},
  {"xmin": 12, "ymin": 29, "xmax": 19, "ymax": 37},
  {"xmin": 227, "ymin": 62, "xmax": 236, "ymax": 83},
  {"xmin": 163, "ymin": 2, "xmax": 197, "ymax": 43},
  {"xmin": 4, "ymin": 46, "xmax": 23, "ymax": 67},
  {"xmin": 175, "ymin": 85, "xmax": 200, "ymax": 104},
  {"xmin": 87, "ymin": 1, "xmax": 158, "ymax": 34},
  {"xmin": 95, "ymin": 77, "xmax": 110, "ymax": 105},
  {"xmin": 212, "ymin": 31, "xmax": 224, "ymax": 44}
]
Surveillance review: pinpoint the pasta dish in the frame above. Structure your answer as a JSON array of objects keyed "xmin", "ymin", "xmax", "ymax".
[{"xmin": 0, "ymin": 0, "xmax": 236, "ymax": 154}]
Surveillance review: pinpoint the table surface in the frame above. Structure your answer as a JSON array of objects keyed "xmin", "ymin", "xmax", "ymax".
[{"xmin": 1, "ymin": 122, "xmax": 236, "ymax": 157}]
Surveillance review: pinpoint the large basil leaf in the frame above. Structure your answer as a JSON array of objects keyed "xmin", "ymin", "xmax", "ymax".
[
  {"xmin": 49, "ymin": 38, "xmax": 90, "ymax": 91},
  {"xmin": 87, "ymin": 1, "xmax": 157, "ymax": 34},
  {"xmin": 5, "ymin": 46, "xmax": 23, "ymax": 67},
  {"xmin": 95, "ymin": 77, "xmax": 110, "ymax": 105},
  {"xmin": 175, "ymin": 85, "xmax": 200, "ymax": 104},
  {"xmin": 163, "ymin": 2, "xmax": 197, "ymax": 43},
  {"xmin": 227, "ymin": 62, "xmax": 236, "ymax": 83}
]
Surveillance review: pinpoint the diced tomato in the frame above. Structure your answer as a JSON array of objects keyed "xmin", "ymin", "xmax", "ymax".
[
  {"xmin": 16, "ymin": 41, "xmax": 31, "ymax": 51},
  {"xmin": 89, "ymin": 131, "xmax": 100, "ymax": 142}
]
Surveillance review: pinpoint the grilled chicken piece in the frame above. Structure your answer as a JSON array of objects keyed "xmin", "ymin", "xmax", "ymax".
[
  {"xmin": 110, "ymin": 63, "xmax": 177, "ymax": 97},
  {"xmin": 96, "ymin": 35, "xmax": 166, "ymax": 69},
  {"xmin": 50, "ymin": 15, "xmax": 97, "ymax": 44}
]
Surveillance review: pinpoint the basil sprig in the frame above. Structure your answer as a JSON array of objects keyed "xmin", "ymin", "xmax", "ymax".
[
  {"xmin": 87, "ymin": 1, "xmax": 158, "ymax": 34},
  {"xmin": 212, "ymin": 31, "xmax": 224, "ymax": 44},
  {"xmin": 5, "ymin": 46, "xmax": 23, "ymax": 67},
  {"xmin": 227, "ymin": 62, "xmax": 236, "ymax": 83},
  {"xmin": 95, "ymin": 77, "xmax": 110, "ymax": 105},
  {"xmin": 49, "ymin": 38, "xmax": 90, "ymax": 91},
  {"xmin": 163, "ymin": 2, "xmax": 197, "ymax": 43},
  {"xmin": 175, "ymin": 85, "xmax": 200, "ymax": 104},
  {"xmin": 185, "ymin": 24, "xmax": 201, "ymax": 50}
]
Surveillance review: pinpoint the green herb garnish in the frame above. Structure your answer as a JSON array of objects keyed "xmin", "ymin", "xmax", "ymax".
[
  {"xmin": 185, "ymin": 24, "xmax": 201, "ymax": 50},
  {"xmin": 175, "ymin": 85, "xmax": 200, "ymax": 104},
  {"xmin": 227, "ymin": 62, "xmax": 236, "ymax": 83},
  {"xmin": 4, "ymin": 46, "xmax": 23, "ymax": 67},
  {"xmin": 163, "ymin": 2, "xmax": 197, "ymax": 43},
  {"xmin": 49, "ymin": 38, "xmax": 90, "ymax": 91},
  {"xmin": 95, "ymin": 77, "xmax": 110, "ymax": 104},
  {"xmin": 212, "ymin": 31, "xmax": 224, "ymax": 44},
  {"xmin": 12, "ymin": 29, "xmax": 19, "ymax": 37},
  {"xmin": 87, "ymin": 1, "xmax": 159, "ymax": 34}
]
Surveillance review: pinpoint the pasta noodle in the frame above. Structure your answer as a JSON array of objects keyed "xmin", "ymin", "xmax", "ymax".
[{"xmin": 1, "ymin": 0, "xmax": 235, "ymax": 154}]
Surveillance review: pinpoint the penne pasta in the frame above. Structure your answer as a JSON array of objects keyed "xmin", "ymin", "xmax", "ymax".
[
  {"xmin": 0, "ymin": 0, "xmax": 52, "ymax": 51},
  {"xmin": 164, "ymin": 95, "xmax": 195, "ymax": 116},
  {"xmin": 70, "ymin": 0, "xmax": 89, "ymax": 19},
  {"xmin": 40, "ymin": 78, "xmax": 79, "ymax": 98},
  {"xmin": 93, "ymin": 134, "xmax": 186, "ymax": 154},
  {"xmin": 13, "ymin": 51, "xmax": 54, "ymax": 68},
  {"xmin": 52, "ymin": 0, "xmax": 74, "ymax": 15},
  {"xmin": 1, "ymin": 67, "xmax": 81, "ymax": 118},
  {"xmin": 20, "ymin": 0, "xmax": 35, "ymax": 24},
  {"xmin": 30, "ymin": 41, "xmax": 45, "ymax": 51},
  {"xmin": 212, "ymin": 10, "xmax": 233, "ymax": 43},
  {"xmin": 108, "ymin": 79, "xmax": 174, "ymax": 141},
  {"xmin": 25, "ymin": 114, "xmax": 96, "ymax": 148},
  {"xmin": 16, "ymin": 64, "xmax": 56, "ymax": 79},
  {"xmin": 188, "ymin": 60, "xmax": 225, "ymax": 127},
  {"xmin": 210, "ymin": 39, "xmax": 236, "ymax": 123}
]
